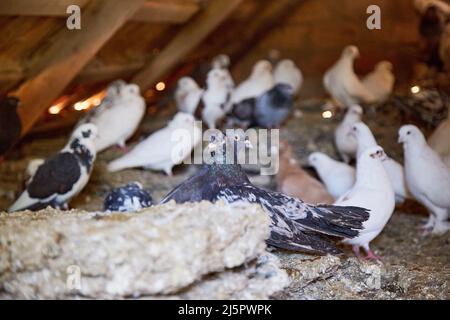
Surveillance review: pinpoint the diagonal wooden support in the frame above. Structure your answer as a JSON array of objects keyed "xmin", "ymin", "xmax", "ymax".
[
  {"xmin": 0, "ymin": 0, "xmax": 199, "ymax": 24},
  {"xmin": 225, "ymin": 0, "xmax": 304, "ymax": 64},
  {"xmin": 13, "ymin": 0, "xmax": 146, "ymax": 136},
  {"xmin": 131, "ymin": 0, "xmax": 242, "ymax": 91}
]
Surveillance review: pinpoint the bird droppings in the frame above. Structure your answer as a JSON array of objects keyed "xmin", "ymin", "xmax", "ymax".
[{"xmin": 0, "ymin": 104, "xmax": 448, "ymax": 299}]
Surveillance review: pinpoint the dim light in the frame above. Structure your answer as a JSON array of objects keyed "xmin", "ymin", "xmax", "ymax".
[
  {"xmin": 155, "ymin": 82, "xmax": 166, "ymax": 91},
  {"xmin": 48, "ymin": 104, "xmax": 63, "ymax": 115},
  {"xmin": 411, "ymin": 85, "xmax": 420, "ymax": 94},
  {"xmin": 322, "ymin": 110, "xmax": 333, "ymax": 119}
]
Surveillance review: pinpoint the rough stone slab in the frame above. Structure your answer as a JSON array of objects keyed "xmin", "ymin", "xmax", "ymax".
[{"xmin": 0, "ymin": 201, "xmax": 277, "ymax": 299}]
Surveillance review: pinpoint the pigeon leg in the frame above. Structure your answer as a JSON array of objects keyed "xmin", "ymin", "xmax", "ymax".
[
  {"xmin": 431, "ymin": 219, "xmax": 450, "ymax": 235},
  {"xmin": 116, "ymin": 141, "xmax": 128, "ymax": 153},
  {"xmin": 420, "ymin": 198, "xmax": 449, "ymax": 235},
  {"xmin": 352, "ymin": 245, "xmax": 362, "ymax": 259},
  {"xmin": 164, "ymin": 166, "xmax": 173, "ymax": 176},
  {"xmin": 419, "ymin": 214, "xmax": 435, "ymax": 230},
  {"xmin": 340, "ymin": 153, "xmax": 350, "ymax": 164},
  {"xmin": 363, "ymin": 245, "xmax": 382, "ymax": 261}
]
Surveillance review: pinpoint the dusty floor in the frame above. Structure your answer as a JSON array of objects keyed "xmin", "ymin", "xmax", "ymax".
[{"xmin": 0, "ymin": 100, "xmax": 448, "ymax": 299}]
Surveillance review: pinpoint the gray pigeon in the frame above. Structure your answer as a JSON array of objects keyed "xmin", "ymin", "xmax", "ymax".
[
  {"xmin": 161, "ymin": 131, "xmax": 370, "ymax": 255},
  {"xmin": 254, "ymin": 83, "xmax": 294, "ymax": 128}
]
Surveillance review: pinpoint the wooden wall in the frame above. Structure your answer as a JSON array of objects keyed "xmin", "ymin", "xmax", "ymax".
[{"xmin": 230, "ymin": 0, "xmax": 420, "ymax": 97}]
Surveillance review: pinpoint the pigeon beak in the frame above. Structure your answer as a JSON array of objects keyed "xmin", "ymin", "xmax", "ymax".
[
  {"xmin": 207, "ymin": 143, "xmax": 216, "ymax": 150},
  {"xmin": 398, "ymin": 135, "xmax": 404, "ymax": 144},
  {"xmin": 380, "ymin": 152, "xmax": 388, "ymax": 162}
]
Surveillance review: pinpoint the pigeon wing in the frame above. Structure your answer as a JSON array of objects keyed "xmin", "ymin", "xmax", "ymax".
[
  {"xmin": 27, "ymin": 152, "xmax": 81, "ymax": 199},
  {"xmin": 216, "ymin": 184, "xmax": 370, "ymax": 254}
]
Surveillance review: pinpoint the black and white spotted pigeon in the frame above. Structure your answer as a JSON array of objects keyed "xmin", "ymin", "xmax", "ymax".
[
  {"xmin": 104, "ymin": 182, "xmax": 152, "ymax": 212},
  {"xmin": 8, "ymin": 124, "xmax": 98, "ymax": 212}
]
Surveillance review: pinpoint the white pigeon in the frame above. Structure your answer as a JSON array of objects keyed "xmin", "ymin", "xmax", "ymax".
[
  {"xmin": 352, "ymin": 121, "xmax": 411, "ymax": 203},
  {"xmin": 323, "ymin": 45, "xmax": 376, "ymax": 108},
  {"xmin": 362, "ymin": 61, "xmax": 395, "ymax": 103},
  {"xmin": 175, "ymin": 77, "xmax": 204, "ymax": 114},
  {"xmin": 273, "ymin": 59, "xmax": 303, "ymax": 95},
  {"xmin": 335, "ymin": 146, "xmax": 395, "ymax": 260},
  {"xmin": 334, "ymin": 104, "xmax": 363, "ymax": 163},
  {"xmin": 428, "ymin": 110, "xmax": 450, "ymax": 157},
  {"xmin": 9, "ymin": 124, "xmax": 98, "ymax": 212},
  {"xmin": 211, "ymin": 54, "xmax": 230, "ymax": 69},
  {"xmin": 308, "ymin": 152, "xmax": 356, "ymax": 199},
  {"xmin": 399, "ymin": 125, "xmax": 450, "ymax": 234},
  {"xmin": 81, "ymin": 83, "xmax": 145, "ymax": 152},
  {"xmin": 231, "ymin": 60, "xmax": 274, "ymax": 105},
  {"xmin": 211, "ymin": 54, "xmax": 235, "ymax": 93},
  {"xmin": 76, "ymin": 80, "xmax": 126, "ymax": 127},
  {"xmin": 107, "ymin": 112, "xmax": 201, "ymax": 175},
  {"xmin": 201, "ymin": 68, "xmax": 232, "ymax": 128}
]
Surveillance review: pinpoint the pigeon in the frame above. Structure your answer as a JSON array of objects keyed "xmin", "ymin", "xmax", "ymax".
[
  {"xmin": 362, "ymin": 61, "xmax": 395, "ymax": 103},
  {"xmin": 273, "ymin": 59, "xmax": 303, "ymax": 95},
  {"xmin": 211, "ymin": 54, "xmax": 235, "ymax": 91},
  {"xmin": 79, "ymin": 82, "xmax": 146, "ymax": 152},
  {"xmin": 428, "ymin": 109, "xmax": 450, "ymax": 157},
  {"xmin": 335, "ymin": 146, "xmax": 395, "ymax": 260},
  {"xmin": 161, "ymin": 131, "xmax": 370, "ymax": 255},
  {"xmin": 231, "ymin": 60, "xmax": 274, "ymax": 106},
  {"xmin": 276, "ymin": 140, "xmax": 334, "ymax": 204},
  {"xmin": 308, "ymin": 152, "xmax": 356, "ymax": 200},
  {"xmin": 254, "ymin": 83, "xmax": 294, "ymax": 128},
  {"xmin": 103, "ymin": 182, "xmax": 152, "ymax": 212},
  {"xmin": 211, "ymin": 54, "xmax": 231, "ymax": 69},
  {"xmin": 78, "ymin": 80, "xmax": 126, "ymax": 125},
  {"xmin": 175, "ymin": 77, "xmax": 204, "ymax": 115},
  {"xmin": 334, "ymin": 104, "xmax": 363, "ymax": 163},
  {"xmin": 201, "ymin": 68, "xmax": 232, "ymax": 128},
  {"xmin": 399, "ymin": 125, "xmax": 450, "ymax": 234},
  {"xmin": 9, "ymin": 124, "xmax": 98, "ymax": 212},
  {"xmin": 228, "ymin": 97, "xmax": 256, "ymax": 128},
  {"xmin": 352, "ymin": 122, "xmax": 411, "ymax": 203},
  {"xmin": 107, "ymin": 112, "xmax": 202, "ymax": 175},
  {"xmin": 323, "ymin": 45, "xmax": 376, "ymax": 108},
  {"xmin": 0, "ymin": 96, "xmax": 21, "ymax": 160}
]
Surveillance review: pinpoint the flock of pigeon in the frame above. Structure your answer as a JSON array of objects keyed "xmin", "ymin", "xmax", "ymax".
[{"xmin": 2, "ymin": 39, "xmax": 450, "ymax": 260}]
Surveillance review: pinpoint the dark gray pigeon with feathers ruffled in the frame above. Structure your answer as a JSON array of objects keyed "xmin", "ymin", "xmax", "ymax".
[{"xmin": 161, "ymin": 131, "xmax": 370, "ymax": 255}]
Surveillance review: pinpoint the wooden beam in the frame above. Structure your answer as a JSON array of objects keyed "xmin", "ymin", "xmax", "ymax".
[
  {"xmin": 13, "ymin": 0, "xmax": 146, "ymax": 136},
  {"xmin": 0, "ymin": 0, "xmax": 200, "ymax": 24},
  {"xmin": 131, "ymin": 0, "xmax": 242, "ymax": 91},
  {"xmin": 224, "ymin": 0, "xmax": 304, "ymax": 63}
]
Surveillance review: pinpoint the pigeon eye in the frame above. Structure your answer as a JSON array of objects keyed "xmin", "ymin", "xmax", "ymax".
[
  {"xmin": 407, "ymin": 131, "xmax": 411, "ymax": 135},
  {"xmin": 234, "ymin": 135, "xmax": 240, "ymax": 141},
  {"xmin": 82, "ymin": 130, "xmax": 91, "ymax": 138}
]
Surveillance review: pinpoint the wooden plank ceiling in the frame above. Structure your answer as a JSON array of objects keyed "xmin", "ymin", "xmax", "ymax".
[{"xmin": 0, "ymin": 0, "xmax": 305, "ymax": 138}]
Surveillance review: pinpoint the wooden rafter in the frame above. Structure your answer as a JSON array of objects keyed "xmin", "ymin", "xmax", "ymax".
[
  {"xmin": 225, "ymin": 0, "xmax": 304, "ymax": 63},
  {"xmin": 13, "ymin": 0, "xmax": 146, "ymax": 136},
  {"xmin": 0, "ymin": 0, "xmax": 200, "ymax": 24},
  {"xmin": 131, "ymin": 0, "xmax": 242, "ymax": 91}
]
